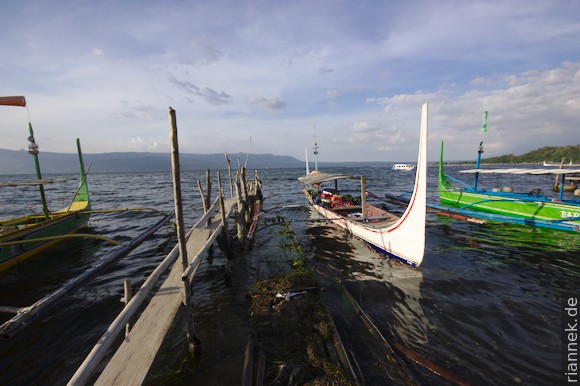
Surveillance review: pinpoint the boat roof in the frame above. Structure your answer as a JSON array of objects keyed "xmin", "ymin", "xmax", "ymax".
[
  {"xmin": 458, "ymin": 168, "xmax": 580, "ymax": 175},
  {"xmin": 0, "ymin": 96, "xmax": 26, "ymax": 107},
  {"xmin": 298, "ymin": 172, "xmax": 358, "ymax": 185}
]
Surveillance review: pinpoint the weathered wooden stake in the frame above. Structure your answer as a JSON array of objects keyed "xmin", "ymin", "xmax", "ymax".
[
  {"xmin": 224, "ymin": 152, "xmax": 233, "ymax": 198},
  {"xmin": 197, "ymin": 180, "xmax": 208, "ymax": 214},
  {"xmin": 205, "ymin": 169, "xmax": 212, "ymax": 212},
  {"xmin": 241, "ymin": 167, "xmax": 248, "ymax": 202},
  {"xmin": 217, "ymin": 171, "xmax": 230, "ymax": 256},
  {"xmin": 168, "ymin": 107, "xmax": 197, "ymax": 353},
  {"xmin": 123, "ymin": 279, "xmax": 132, "ymax": 338},
  {"xmin": 236, "ymin": 178, "xmax": 245, "ymax": 243},
  {"xmin": 206, "ymin": 169, "xmax": 212, "ymax": 227},
  {"xmin": 241, "ymin": 167, "xmax": 252, "ymax": 226}
]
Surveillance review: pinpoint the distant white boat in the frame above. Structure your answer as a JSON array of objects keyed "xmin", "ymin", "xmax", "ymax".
[
  {"xmin": 543, "ymin": 159, "xmax": 580, "ymax": 167},
  {"xmin": 392, "ymin": 163, "xmax": 415, "ymax": 171}
]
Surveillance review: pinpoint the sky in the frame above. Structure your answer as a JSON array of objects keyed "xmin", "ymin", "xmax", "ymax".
[{"xmin": 1, "ymin": 0, "xmax": 579, "ymax": 163}]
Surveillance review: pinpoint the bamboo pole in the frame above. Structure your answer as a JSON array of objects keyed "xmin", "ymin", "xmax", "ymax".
[
  {"xmin": 168, "ymin": 107, "xmax": 197, "ymax": 353},
  {"xmin": 1, "ymin": 211, "xmax": 173, "ymax": 339}
]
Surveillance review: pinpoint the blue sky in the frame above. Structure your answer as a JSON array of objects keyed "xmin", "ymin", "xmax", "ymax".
[{"xmin": 1, "ymin": 0, "xmax": 579, "ymax": 162}]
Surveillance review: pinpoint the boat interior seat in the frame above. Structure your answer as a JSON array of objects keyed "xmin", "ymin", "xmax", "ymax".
[
  {"xmin": 364, "ymin": 205, "xmax": 389, "ymax": 218},
  {"xmin": 54, "ymin": 201, "xmax": 89, "ymax": 213}
]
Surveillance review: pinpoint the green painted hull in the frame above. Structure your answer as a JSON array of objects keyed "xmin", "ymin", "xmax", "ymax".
[
  {"xmin": 0, "ymin": 139, "xmax": 91, "ymax": 271},
  {"xmin": 438, "ymin": 142, "xmax": 580, "ymax": 231},
  {"xmin": 438, "ymin": 189, "xmax": 579, "ymax": 222},
  {"xmin": 0, "ymin": 210, "xmax": 90, "ymax": 270}
]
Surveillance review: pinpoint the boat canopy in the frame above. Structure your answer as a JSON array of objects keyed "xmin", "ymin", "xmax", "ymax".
[
  {"xmin": 458, "ymin": 168, "xmax": 580, "ymax": 175},
  {"xmin": 298, "ymin": 172, "xmax": 358, "ymax": 185}
]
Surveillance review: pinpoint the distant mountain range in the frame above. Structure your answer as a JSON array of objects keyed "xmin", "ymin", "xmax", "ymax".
[
  {"xmin": 0, "ymin": 149, "xmax": 301, "ymax": 174},
  {"xmin": 3, "ymin": 145, "xmax": 576, "ymax": 175},
  {"xmin": 0, "ymin": 149, "xmax": 392, "ymax": 175}
]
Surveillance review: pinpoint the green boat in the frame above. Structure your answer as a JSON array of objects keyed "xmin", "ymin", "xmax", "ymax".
[
  {"xmin": 0, "ymin": 96, "xmax": 91, "ymax": 271},
  {"xmin": 438, "ymin": 140, "xmax": 580, "ymax": 232},
  {"xmin": 437, "ymin": 111, "xmax": 579, "ymax": 232}
]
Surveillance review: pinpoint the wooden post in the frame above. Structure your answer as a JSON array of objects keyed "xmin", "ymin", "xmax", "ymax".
[
  {"xmin": 205, "ymin": 169, "xmax": 212, "ymax": 213},
  {"xmin": 225, "ymin": 152, "xmax": 233, "ymax": 198},
  {"xmin": 241, "ymin": 167, "xmax": 248, "ymax": 202},
  {"xmin": 123, "ymin": 279, "xmax": 132, "ymax": 338},
  {"xmin": 168, "ymin": 107, "xmax": 197, "ymax": 353},
  {"xmin": 241, "ymin": 167, "xmax": 252, "ymax": 226},
  {"xmin": 197, "ymin": 180, "xmax": 208, "ymax": 215},
  {"xmin": 361, "ymin": 175, "xmax": 367, "ymax": 219},
  {"xmin": 236, "ymin": 178, "xmax": 245, "ymax": 243},
  {"xmin": 206, "ymin": 169, "xmax": 212, "ymax": 227},
  {"xmin": 217, "ymin": 171, "xmax": 230, "ymax": 255},
  {"xmin": 217, "ymin": 170, "xmax": 222, "ymax": 201}
]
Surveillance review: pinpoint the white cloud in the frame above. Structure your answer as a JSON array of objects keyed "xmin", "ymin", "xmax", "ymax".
[
  {"xmin": 247, "ymin": 96, "xmax": 287, "ymax": 110},
  {"xmin": 124, "ymin": 137, "xmax": 162, "ymax": 151},
  {"xmin": 1, "ymin": 0, "xmax": 579, "ymax": 162}
]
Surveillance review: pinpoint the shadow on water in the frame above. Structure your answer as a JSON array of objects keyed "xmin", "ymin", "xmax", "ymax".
[{"xmin": 295, "ymin": 186, "xmax": 579, "ymax": 385}]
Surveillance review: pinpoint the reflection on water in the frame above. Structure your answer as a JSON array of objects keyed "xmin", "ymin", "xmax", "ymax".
[{"xmin": 378, "ymin": 259, "xmax": 430, "ymax": 346}]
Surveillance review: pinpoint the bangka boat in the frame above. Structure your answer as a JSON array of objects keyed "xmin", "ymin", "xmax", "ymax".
[
  {"xmin": 392, "ymin": 163, "xmax": 415, "ymax": 171},
  {"xmin": 299, "ymin": 103, "xmax": 428, "ymax": 267},
  {"xmin": 0, "ymin": 96, "xmax": 91, "ymax": 271},
  {"xmin": 438, "ymin": 139, "xmax": 580, "ymax": 233}
]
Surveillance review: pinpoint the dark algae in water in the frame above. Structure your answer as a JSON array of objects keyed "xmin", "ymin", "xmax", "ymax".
[{"xmin": 248, "ymin": 271, "xmax": 354, "ymax": 385}]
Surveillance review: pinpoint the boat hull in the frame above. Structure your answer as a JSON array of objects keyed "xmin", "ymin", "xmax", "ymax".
[
  {"xmin": 439, "ymin": 189, "xmax": 580, "ymax": 223},
  {"xmin": 0, "ymin": 207, "xmax": 90, "ymax": 271},
  {"xmin": 305, "ymin": 192, "xmax": 423, "ymax": 266}
]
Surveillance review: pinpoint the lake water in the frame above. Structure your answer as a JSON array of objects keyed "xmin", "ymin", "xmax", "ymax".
[{"xmin": 0, "ymin": 166, "xmax": 578, "ymax": 385}]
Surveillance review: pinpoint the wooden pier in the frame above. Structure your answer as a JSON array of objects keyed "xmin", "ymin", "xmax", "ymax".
[
  {"xmin": 68, "ymin": 108, "xmax": 262, "ymax": 385},
  {"xmin": 93, "ymin": 196, "xmax": 239, "ymax": 386}
]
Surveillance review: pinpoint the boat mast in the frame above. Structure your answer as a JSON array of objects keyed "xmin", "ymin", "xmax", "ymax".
[
  {"xmin": 473, "ymin": 111, "xmax": 488, "ymax": 191},
  {"xmin": 28, "ymin": 122, "xmax": 50, "ymax": 219}
]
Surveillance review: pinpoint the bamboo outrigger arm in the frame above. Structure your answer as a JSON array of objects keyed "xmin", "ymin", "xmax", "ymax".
[
  {"xmin": 81, "ymin": 207, "xmax": 170, "ymax": 216},
  {"xmin": 0, "ymin": 210, "xmax": 174, "ymax": 339},
  {"xmin": 0, "ymin": 233, "xmax": 121, "ymax": 247}
]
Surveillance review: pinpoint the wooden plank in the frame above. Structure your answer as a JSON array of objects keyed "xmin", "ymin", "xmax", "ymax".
[{"xmin": 94, "ymin": 199, "xmax": 237, "ymax": 386}]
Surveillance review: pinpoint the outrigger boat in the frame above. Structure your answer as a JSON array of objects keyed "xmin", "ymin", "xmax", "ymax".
[
  {"xmin": 299, "ymin": 103, "xmax": 428, "ymax": 267},
  {"xmin": 437, "ymin": 112, "xmax": 580, "ymax": 232},
  {"xmin": 0, "ymin": 96, "xmax": 91, "ymax": 271}
]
